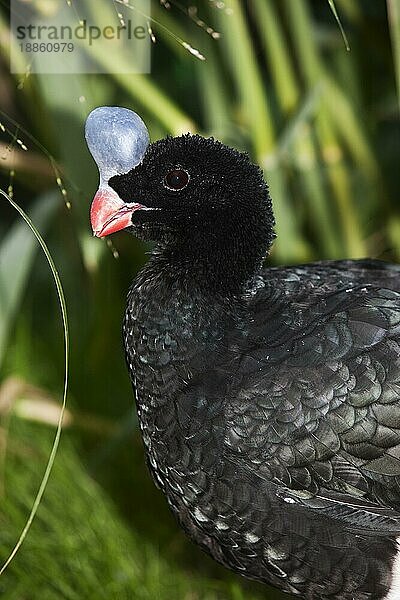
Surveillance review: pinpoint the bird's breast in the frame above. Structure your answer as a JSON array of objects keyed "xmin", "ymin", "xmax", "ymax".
[{"xmin": 123, "ymin": 281, "xmax": 231, "ymax": 481}]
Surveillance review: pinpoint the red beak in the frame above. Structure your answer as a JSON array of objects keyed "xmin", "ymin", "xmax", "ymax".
[{"xmin": 90, "ymin": 188, "xmax": 143, "ymax": 237}]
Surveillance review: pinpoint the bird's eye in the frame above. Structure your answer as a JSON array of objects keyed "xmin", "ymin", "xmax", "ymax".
[{"xmin": 163, "ymin": 169, "xmax": 190, "ymax": 191}]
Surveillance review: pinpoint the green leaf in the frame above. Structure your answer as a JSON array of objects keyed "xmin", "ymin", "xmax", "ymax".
[{"xmin": 0, "ymin": 191, "xmax": 58, "ymax": 368}]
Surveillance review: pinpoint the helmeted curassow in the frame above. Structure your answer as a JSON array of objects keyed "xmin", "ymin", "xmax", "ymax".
[{"xmin": 85, "ymin": 106, "xmax": 400, "ymax": 600}]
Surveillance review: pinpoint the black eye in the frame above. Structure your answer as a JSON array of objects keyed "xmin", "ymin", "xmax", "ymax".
[{"xmin": 163, "ymin": 169, "xmax": 190, "ymax": 191}]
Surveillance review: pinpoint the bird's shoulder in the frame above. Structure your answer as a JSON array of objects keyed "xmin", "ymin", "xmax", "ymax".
[
  {"xmin": 242, "ymin": 258, "xmax": 400, "ymax": 352},
  {"xmin": 189, "ymin": 259, "xmax": 400, "ymax": 505}
]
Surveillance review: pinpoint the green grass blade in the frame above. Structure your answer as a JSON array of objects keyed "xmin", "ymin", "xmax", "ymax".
[
  {"xmin": 150, "ymin": 5, "xmax": 230, "ymax": 137},
  {"xmin": 276, "ymin": 84, "xmax": 323, "ymax": 159},
  {"xmin": 250, "ymin": 0, "xmax": 299, "ymax": 114},
  {"xmin": 324, "ymin": 78, "xmax": 379, "ymax": 181},
  {"xmin": 215, "ymin": 1, "xmax": 306, "ymax": 261},
  {"xmin": 0, "ymin": 192, "xmax": 57, "ymax": 368},
  {"xmin": 195, "ymin": 42, "xmax": 232, "ymax": 138},
  {"xmin": 250, "ymin": 2, "xmax": 337, "ymax": 258},
  {"xmin": 327, "ymin": 0, "xmax": 350, "ymax": 51},
  {"xmin": 0, "ymin": 189, "xmax": 69, "ymax": 575},
  {"xmin": 215, "ymin": 0, "xmax": 274, "ymax": 158},
  {"xmin": 294, "ymin": 133, "xmax": 341, "ymax": 257},
  {"xmin": 388, "ymin": 0, "xmax": 400, "ymax": 111},
  {"xmin": 285, "ymin": 0, "xmax": 366, "ymax": 257},
  {"xmin": 276, "ymin": 86, "xmax": 342, "ymax": 257}
]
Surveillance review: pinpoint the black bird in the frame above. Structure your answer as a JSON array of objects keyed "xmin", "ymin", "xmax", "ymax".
[{"xmin": 85, "ymin": 106, "xmax": 400, "ymax": 600}]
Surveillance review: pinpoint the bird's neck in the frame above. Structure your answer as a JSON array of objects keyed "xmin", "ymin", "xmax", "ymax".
[
  {"xmin": 124, "ymin": 250, "xmax": 246, "ymax": 402},
  {"xmin": 147, "ymin": 235, "xmax": 264, "ymax": 296},
  {"xmin": 127, "ymin": 251, "xmax": 242, "ymax": 347},
  {"xmin": 124, "ymin": 258, "xmax": 242, "ymax": 480}
]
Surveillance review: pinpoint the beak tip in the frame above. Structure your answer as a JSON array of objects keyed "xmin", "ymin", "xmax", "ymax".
[
  {"xmin": 92, "ymin": 226, "xmax": 106, "ymax": 238},
  {"xmin": 90, "ymin": 187, "xmax": 138, "ymax": 238}
]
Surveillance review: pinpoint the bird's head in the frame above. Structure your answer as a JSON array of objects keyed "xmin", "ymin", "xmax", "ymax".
[{"xmin": 85, "ymin": 106, "xmax": 275, "ymax": 290}]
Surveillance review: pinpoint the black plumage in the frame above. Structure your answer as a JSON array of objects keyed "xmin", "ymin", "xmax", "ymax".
[{"xmin": 96, "ymin": 128, "xmax": 400, "ymax": 599}]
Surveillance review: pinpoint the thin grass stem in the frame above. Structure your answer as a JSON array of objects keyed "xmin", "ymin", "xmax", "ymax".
[{"xmin": 0, "ymin": 189, "xmax": 69, "ymax": 575}]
